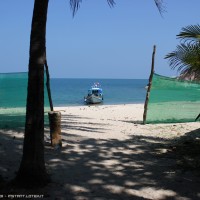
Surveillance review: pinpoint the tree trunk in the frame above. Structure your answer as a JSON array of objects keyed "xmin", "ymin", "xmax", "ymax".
[{"xmin": 16, "ymin": 0, "xmax": 50, "ymax": 187}]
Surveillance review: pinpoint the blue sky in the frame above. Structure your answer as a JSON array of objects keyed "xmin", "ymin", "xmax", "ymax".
[{"xmin": 0, "ymin": 0, "xmax": 200, "ymax": 79}]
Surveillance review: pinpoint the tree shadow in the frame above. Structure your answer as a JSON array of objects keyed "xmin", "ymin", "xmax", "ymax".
[
  {"xmin": 0, "ymin": 130, "xmax": 23, "ymax": 183},
  {"xmin": 0, "ymin": 119, "xmax": 200, "ymax": 199},
  {"xmin": 119, "ymin": 120, "xmax": 143, "ymax": 124},
  {"xmin": 43, "ymin": 132, "xmax": 200, "ymax": 199},
  {"xmin": 164, "ymin": 128, "xmax": 200, "ymax": 173},
  {"xmin": 61, "ymin": 114, "xmax": 111, "ymax": 134}
]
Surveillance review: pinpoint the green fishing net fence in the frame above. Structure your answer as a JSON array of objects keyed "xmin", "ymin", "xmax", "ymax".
[
  {"xmin": 146, "ymin": 73, "xmax": 200, "ymax": 123},
  {"xmin": 0, "ymin": 72, "xmax": 50, "ymax": 129}
]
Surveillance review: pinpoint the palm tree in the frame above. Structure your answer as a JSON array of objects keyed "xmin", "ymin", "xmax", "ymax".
[
  {"xmin": 165, "ymin": 25, "xmax": 200, "ymax": 80},
  {"xmin": 15, "ymin": 0, "xmax": 50, "ymax": 187},
  {"xmin": 15, "ymin": 0, "xmax": 164, "ymax": 187}
]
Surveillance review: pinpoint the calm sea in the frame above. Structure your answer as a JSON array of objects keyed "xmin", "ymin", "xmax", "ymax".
[{"xmin": 50, "ymin": 78, "xmax": 148, "ymax": 106}]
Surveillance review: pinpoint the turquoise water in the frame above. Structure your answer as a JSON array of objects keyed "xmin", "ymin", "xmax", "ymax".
[
  {"xmin": 51, "ymin": 78, "xmax": 148, "ymax": 106},
  {"xmin": 0, "ymin": 75, "xmax": 147, "ymax": 128}
]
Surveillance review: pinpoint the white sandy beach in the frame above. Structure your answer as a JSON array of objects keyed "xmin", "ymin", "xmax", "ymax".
[{"xmin": 1, "ymin": 104, "xmax": 200, "ymax": 199}]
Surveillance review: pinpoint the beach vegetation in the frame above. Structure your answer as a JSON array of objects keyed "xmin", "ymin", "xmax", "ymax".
[
  {"xmin": 14, "ymin": 0, "xmax": 165, "ymax": 188},
  {"xmin": 165, "ymin": 24, "xmax": 200, "ymax": 80}
]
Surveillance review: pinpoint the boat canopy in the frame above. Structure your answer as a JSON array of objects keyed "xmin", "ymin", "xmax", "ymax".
[{"xmin": 88, "ymin": 88, "xmax": 102, "ymax": 94}]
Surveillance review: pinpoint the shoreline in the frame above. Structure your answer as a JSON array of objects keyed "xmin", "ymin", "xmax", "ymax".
[{"xmin": 52, "ymin": 102, "xmax": 145, "ymax": 108}]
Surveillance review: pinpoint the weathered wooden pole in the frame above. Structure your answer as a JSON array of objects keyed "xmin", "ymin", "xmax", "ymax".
[
  {"xmin": 45, "ymin": 58, "xmax": 62, "ymax": 148},
  {"xmin": 45, "ymin": 59, "xmax": 54, "ymax": 112},
  {"xmin": 143, "ymin": 45, "xmax": 156, "ymax": 124},
  {"xmin": 48, "ymin": 111, "xmax": 62, "ymax": 147}
]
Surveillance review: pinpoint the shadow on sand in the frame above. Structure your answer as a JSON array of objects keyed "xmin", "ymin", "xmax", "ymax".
[{"xmin": 0, "ymin": 113, "xmax": 200, "ymax": 199}]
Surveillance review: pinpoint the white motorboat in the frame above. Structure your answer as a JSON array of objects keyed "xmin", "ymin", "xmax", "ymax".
[{"xmin": 84, "ymin": 83, "xmax": 103, "ymax": 104}]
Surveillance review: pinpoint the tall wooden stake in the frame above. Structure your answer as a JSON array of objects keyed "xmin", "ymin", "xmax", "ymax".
[
  {"xmin": 143, "ymin": 45, "xmax": 156, "ymax": 124},
  {"xmin": 44, "ymin": 57, "xmax": 62, "ymax": 148},
  {"xmin": 45, "ymin": 58, "xmax": 54, "ymax": 111}
]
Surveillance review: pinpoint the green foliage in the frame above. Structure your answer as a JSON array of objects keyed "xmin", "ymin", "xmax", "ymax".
[
  {"xmin": 177, "ymin": 24, "xmax": 200, "ymax": 42},
  {"xmin": 165, "ymin": 24, "xmax": 200, "ymax": 79}
]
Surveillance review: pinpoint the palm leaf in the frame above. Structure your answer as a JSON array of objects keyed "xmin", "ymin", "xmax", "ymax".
[
  {"xmin": 177, "ymin": 24, "xmax": 200, "ymax": 43},
  {"xmin": 70, "ymin": 0, "xmax": 115, "ymax": 16},
  {"xmin": 165, "ymin": 43, "xmax": 200, "ymax": 76},
  {"xmin": 154, "ymin": 0, "xmax": 165, "ymax": 16},
  {"xmin": 106, "ymin": 0, "xmax": 115, "ymax": 7},
  {"xmin": 70, "ymin": 0, "xmax": 164, "ymax": 16},
  {"xmin": 70, "ymin": 0, "xmax": 82, "ymax": 16}
]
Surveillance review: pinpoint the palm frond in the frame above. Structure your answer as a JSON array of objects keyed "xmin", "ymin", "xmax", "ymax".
[
  {"xmin": 107, "ymin": 0, "xmax": 115, "ymax": 7},
  {"xmin": 165, "ymin": 43, "xmax": 200, "ymax": 76},
  {"xmin": 177, "ymin": 24, "xmax": 200, "ymax": 43},
  {"xmin": 70, "ymin": 0, "xmax": 82, "ymax": 16},
  {"xmin": 154, "ymin": 0, "xmax": 166, "ymax": 16},
  {"xmin": 70, "ymin": 0, "xmax": 115, "ymax": 16}
]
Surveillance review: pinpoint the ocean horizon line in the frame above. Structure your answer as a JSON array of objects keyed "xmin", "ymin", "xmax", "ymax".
[
  {"xmin": 51, "ymin": 77, "xmax": 148, "ymax": 80},
  {"xmin": 0, "ymin": 71, "xmax": 148, "ymax": 80}
]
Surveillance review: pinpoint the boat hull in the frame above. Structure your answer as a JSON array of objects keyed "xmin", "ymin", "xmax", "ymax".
[{"xmin": 84, "ymin": 95, "xmax": 103, "ymax": 104}]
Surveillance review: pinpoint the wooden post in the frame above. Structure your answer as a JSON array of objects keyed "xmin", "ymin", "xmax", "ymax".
[
  {"xmin": 48, "ymin": 111, "xmax": 62, "ymax": 148},
  {"xmin": 143, "ymin": 45, "xmax": 156, "ymax": 124},
  {"xmin": 45, "ymin": 58, "xmax": 54, "ymax": 112},
  {"xmin": 45, "ymin": 56, "xmax": 62, "ymax": 147}
]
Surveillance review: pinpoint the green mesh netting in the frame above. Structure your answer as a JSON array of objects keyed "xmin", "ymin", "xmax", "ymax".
[
  {"xmin": 0, "ymin": 72, "xmax": 50, "ymax": 128},
  {"xmin": 146, "ymin": 73, "xmax": 200, "ymax": 123}
]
